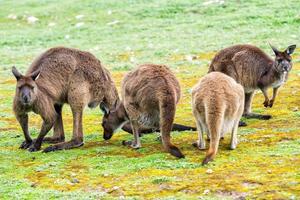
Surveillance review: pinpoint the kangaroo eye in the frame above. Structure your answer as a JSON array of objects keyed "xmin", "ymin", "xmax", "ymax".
[{"xmin": 277, "ymin": 59, "xmax": 283, "ymax": 63}]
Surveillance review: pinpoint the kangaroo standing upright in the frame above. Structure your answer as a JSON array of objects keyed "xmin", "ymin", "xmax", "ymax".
[
  {"xmin": 192, "ymin": 72, "xmax": 244, "ymax": 165},
  {"xmin": 101, "ymin": 64, "xmax": 185, "ymax": 158},
  {"xmin": 12, "ymin": 47, "xmax": 119, "ymax": 152},
  {"xmin": 209, "ymin": 44, "xmax": 296, "ymax": 119}
]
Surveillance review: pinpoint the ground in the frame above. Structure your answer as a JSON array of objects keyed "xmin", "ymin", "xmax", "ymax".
[{"xmin": 0, "ymin": 0, "xmax": 299, "ymax": 199}]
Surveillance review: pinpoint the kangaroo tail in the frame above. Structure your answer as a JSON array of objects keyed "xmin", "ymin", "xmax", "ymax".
[
  {"xmin": 172, "ymin": 123, "xmax": 196, "ymax": 131},
  {"xmin": 202, "ymin": 105, "xmax": 223, "ymax": 165},
  {"xmin": 122, "ymin": 123, "xmax": 196, "ymax": 134},
  {"xmin": 159, "ymin": 93, "xmax": 184, "ymax": 159}
]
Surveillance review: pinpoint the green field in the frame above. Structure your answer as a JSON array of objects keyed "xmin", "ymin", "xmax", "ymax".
[{"xmin": 0, "ymin": 0, "xmax": 299, "ymax": 199}]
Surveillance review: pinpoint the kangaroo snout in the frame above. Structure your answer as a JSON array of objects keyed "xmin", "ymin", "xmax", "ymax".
[{"xmin": 103, "ymin": 132, "xmax": 113, "ymax": 140}]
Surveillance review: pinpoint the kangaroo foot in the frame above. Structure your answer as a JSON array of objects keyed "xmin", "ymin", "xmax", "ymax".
[
  {"xmin": 43, "ymin": 140, "xmax": 84, "ymax": 153},
  {"xmin": 122, "ymin": 140, "xmax": 141, "ymax": 149},
  {"xmin": 230, "ymin": 140, "xmax": 238, "ymax": 150},
  {"xmin": 243, "ymin": 113, "xmax": 272, "ymax": 120},
  {"xmin": 202, "ymin": 156, "xmax": 213, "ymax": 165},
  {"xmin": 43, "ymin": 136, "xmax": 65, "ymax": 144},
  {"xmin": 238, "ymin": 121, "xmax": 247, "ymax": 127},
  {"xmin": 156, "ymin": 135, "xmax": 162, "ymax": 143},
  {"xmin": 263, "ymin": 99, "xmax": 269, "ymax": 108},
  {"xmin": 28, "ymin": 143, "xmax": 41, "ymax": 152}
]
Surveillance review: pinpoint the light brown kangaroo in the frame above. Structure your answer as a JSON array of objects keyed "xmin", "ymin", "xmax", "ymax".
[
  {"xmin": 12, "ymin": 47, "xmax": 119, "ymax": 152},
  {"xmin": 192, "ymin": 72, "xmax": 244, "ymax": 165},
  {"xmin": 101, "ymin": 64, "xmax": 185, "ymax": 158},
  {"xmin": 209, "ymin": 44, "xmax": 296, "ymax": 120}
]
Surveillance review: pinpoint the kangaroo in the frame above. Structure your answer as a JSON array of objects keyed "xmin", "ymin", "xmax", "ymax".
[
  {"xmin": 209, "ymin": 44, "xmax": 296, "ymax": 120},
  {"xmin": 101, "ymin": 64, "xmax": 185, "ymax": 158},
  {"xmin": 12, "ymin": 47, "xmax": 119, "ymax": 152},
  {"xmin": 192, "ymin": 72, "xmax": 244, "ymax": 165}
]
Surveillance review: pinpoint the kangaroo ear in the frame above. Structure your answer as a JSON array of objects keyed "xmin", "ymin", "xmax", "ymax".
[
  {"xmin": 285, "ymin": 44, "xmax": 296, "ymax": 55},
  {"xmin": 30, "ymin": 69, "xmax": 40, "ymax": 81},
  {"xmin": 269, "ymin": 43, "xmax": 280, "ymax": 56},
  {"xmin": 12, "ymin": 66, "xmax": 23, "ymax": 80},
  {"xmin": 100, "ymin": 102, "xmax": 110, "ymax": 115}
]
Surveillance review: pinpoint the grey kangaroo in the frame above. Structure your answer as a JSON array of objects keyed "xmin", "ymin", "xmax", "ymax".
[
  {"xmin": 209, "ymin": 44, "xmax": 296, "ymax": 120},
  {"xmin": 101, "ymin": 64, "xmax": 185, "ymax": 158},
  {"xmin": 12, "ymin": 47, "xmax": 119, "ymax": 152}
]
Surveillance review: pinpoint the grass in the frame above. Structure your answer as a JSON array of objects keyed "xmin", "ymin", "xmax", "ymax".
[{"xmin": 0, "ymin": 0, "xmax": 300, "ymax": 199}]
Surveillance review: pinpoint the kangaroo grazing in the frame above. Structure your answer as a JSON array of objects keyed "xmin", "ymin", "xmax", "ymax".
[
  {"xmin": 209, "ymin": 44, "xmax": 296, "ymax": 120},
  {"xmin": 192, "ymin": 72, "xmax": 244, "ymax": 165},
  {"xmin": 101, "ymin": 64, "xmax": 185, "ymax": 158},
  {"xmin": 12, "ymin": 47, "xmax": 119, "ymax": 152}
]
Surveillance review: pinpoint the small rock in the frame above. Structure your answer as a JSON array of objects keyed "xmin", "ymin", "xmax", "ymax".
[
  {"xmin": 185, "ymin": 55, "xmax": 194, "ymax": 62},
  {"xmin": 203, "ymin": 189, "xmax": 210, "ymax": 195},
  {"xmin": 75, "ymin": 14, "xmax": 84, "ymax": 19},
  {"xmin": 70, "ymin": 172, "xmax": 77, "ymax": 177},
  {"xmin": 7, "ymin": 14, "xmax": 17, "ymax": 20},
  {"xmin": 290, "ymin": 195, "xmax": 296, "ymax": 200},
  {"xmin": 31, "ymin": 182, "xmax": 37, "ymax": 187},
  {"xmin": 65, "ymin": 35, "xmax": 70, "ymax": 39},
  {"xmin": 71, "ymin": 178, "xmax": 79, "ymax": 184},
  {"xmin": 292, "ymin": 107, "xmax": 298, "ymax": 112},
  {"xmin": 129, "ymin": 57, "xmax": 135, "ymax": 63},
  {"xmin": 107, "ymin": 10, "xmax": 112, "ymax": 15},
  {"xmin": 267, "ymin": 170, "xmax": 272, "ymax": 174},
  {"xmin": 27, "ymin": 16, "xmax": 39, "ymax": 24},
  {"xmin": 75, "ymin": 22, "xmax": 84, "ymax": 28},
  {"xmin": 48, "ymin": 22, "xmax": 56, "ymax": 27},
  {"xmin": 148, "ymin": 43, "xmax": 154, "ymax": 48},
  {"xmin": 107, "ymin": 20, "xmax": 119, "ymax": 26},
  {"xmin": 112, "ymin": 186, "xmax": 119, "ymax": 190},
  {"xmin": 206, "ymin": 169, "xmax": 213, "ymax": 174}
]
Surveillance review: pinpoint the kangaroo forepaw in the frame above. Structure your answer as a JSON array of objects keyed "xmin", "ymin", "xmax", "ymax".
[
  {"xmin": 263, "ymin": 100, "xmax": 269, "ymax": 108},
  {"xmin": 20, "ymin": 140, "xmax": 32, "ymax": 149},
  {"xmin": 268, "ymin": 99, "xmax": 274, "ymax": 108}
]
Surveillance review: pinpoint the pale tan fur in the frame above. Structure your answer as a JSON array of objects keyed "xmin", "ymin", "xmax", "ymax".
[{"xmin": 192, "ymin": 72, "xmax": 244, "ymax": 165}]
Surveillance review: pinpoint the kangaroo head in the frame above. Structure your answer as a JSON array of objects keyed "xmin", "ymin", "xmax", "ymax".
[
  {"xmin": 100, "ymin": 101, "xmax": 127, "ymax": 140},
  {"xmin": 270, "ymin": 44, "xmax": 296, "ymax": 73},
  {"xmin": 12, "ymin": 66, "xmax": 40, "ymax": 106}
]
